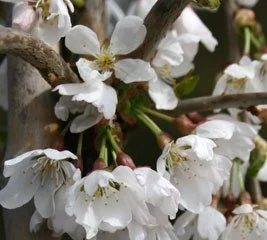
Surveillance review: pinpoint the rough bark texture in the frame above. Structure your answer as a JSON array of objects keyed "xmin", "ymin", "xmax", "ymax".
[
  {"xmin": 0, "ymin": 25, "xmax": 80, "ymax": 87},
  {"xmin": 0, "ymin": 56, "xmax": 61, "ymax": 239}
]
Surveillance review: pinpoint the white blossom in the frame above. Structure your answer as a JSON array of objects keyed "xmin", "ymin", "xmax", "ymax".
[
  {"xmin": 65, "ymin": 166, "xmax": 156, "ymax": 239},
  {"xmin": 175, "ymin": 207, "xmax": 226, "ymax": 240},
  {"xmin": 54, "ymin": 96, "xmax": 103, "ymax": 133},
  {"xmin": 8, "ymin": 0, "xmax": 74, "ymax": 44},
  {"xmin": 157, "ymin": 135, "xmax": 231, "ymax": 213},
  {"xmin": 221, "ymin": 204, "xmax": 267, "ymax": 240},
  {"xmin": 0, "ymin": 149, "xmax": 78, "ymax": 218}
]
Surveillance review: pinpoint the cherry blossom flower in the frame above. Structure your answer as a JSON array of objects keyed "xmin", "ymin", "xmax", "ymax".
[
  {"xmin": 30, "ymin": 170, "xmax": 85, "ymax": 239},
  {"xmin": 221, "ymin": 204, "xmax": 267, "ymax": 240},
  {"xmin": 4, "ymin": 0, "xmax": 74, "ymax": 44},
  {"xmin": 0, "ymin": 149, "xmax": 78, "ymax": 218},
  {"xmin": 213, "ymin": 56, "xmax": 261, "ymax": 96},
  {"xmin": 175, "ymin": 207, "xmax": 226, "ymax": 240},
  {"xmin": 157, "ymin": 135, "xmax": 231, "ymax": 213},
  {"xmin": 65, "ymin": 166, "xmax": 156, "ymax": 239},
  {"xmin": 55, "ymin": 16, "xmax": 155, "ymax": 120},
  {"xmin": 54, "ymin": 96, "xmax": 103, "ymax": 133}
]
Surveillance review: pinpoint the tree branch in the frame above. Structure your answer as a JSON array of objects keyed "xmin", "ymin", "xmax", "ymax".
[
  {"xmin": 0, "ymin": 25, "xmax": 80, "ymax": 87},
  {"xmin": 175, "ymin": 93, "xmax": 267, "ymax": 115},
  {"xmin": 224, "ymin": 0, "xmax": 240, "ymax": 62},
  {"xmin": 130, "ymin": 0, "xmax": 192, "ymax": 60}
]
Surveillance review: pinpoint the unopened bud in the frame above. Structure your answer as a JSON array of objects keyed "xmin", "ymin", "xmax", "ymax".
[
  {"xmin": 116, "ymin": 152, "xmax": 136, "ymax": 169},
  {"xmin": 187, "ymin": 112, "xmax": 206, "ymax": 124},
  {"xmin": 224, "ymin": 193, "xmax": 236, "ymax": 210},
  {"xmin": 93, "ymin": 158, "xmax": 106, "ymax": 170},
  {"xmin": 240, "ymin": 191, "xmax": 252, "ymax": 204},
  {"xmin": 72, "ymin": 158, "xmax": 84, "ymax": 172},
  {"xmin": 235, "ymin": 9, "xmax": 255, "ymax": 27},
  {"xmin": 174, "ymin": 115, "xmax": 197, "ymax": 135},
  {"xmin": 157, "ymin": 132, "xmax": 173, "ymax": 150},
  {"xmin": 52, "ymin": 136, "xmax": 65, "ymax": 151},
  {"xmin": 193, "ymin": 0, "xmax": 221, "ymax": 10}
]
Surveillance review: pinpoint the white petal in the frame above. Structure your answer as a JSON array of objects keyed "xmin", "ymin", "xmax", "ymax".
[
  {"xmin": 12, "ymin": 2, "xmax": 36, "ymax": 32},
  {"xmin": 43, "ymin": 148, "xmax": 77, "ymax": 160},
  {"xmin": 115, "ymin": 59, "xmax": 155, "ymax": 83},
  {"xmin": 169, "ymin": 60, "xmax": 194, "ymax": 78},
  {"xmin": 54, "ymin": 96, "xmax": 73, "ymax": 121},
  {"xmin": 257, "ymin": 161, "xmax": 267, "ymax": 182},
  {"xmin": 109, "ymin": 16, "xmax": 147, "ymax": 55},
  {"xmin": 53, "ymin": 83, "xmax": 90, "ymax": 96},
  {"xmin": 30, "ymin": 211, "xmax": 44, "ymax": 232},
  {"xmin": 148, "ymin": 77, "xmax": 178, "ymax": 110},
  {"xmin": 93, "ymin": 84, "xmax": 118, "ymax": 119},
  {"xmin": 106, "ymin": 0, "xmax": 125, "ymax": 21},
  {"xmin": 70, "ymin": 105, "xmax": 103, "ymax": 133},
  {"xmin": 236, "ymin": 0, "xmax": 258, "ymax": 7},
  {"xmin": 197, "ymin": 207, "xmax": 226, "ymax": 240},
  {"xmin": 174, "ymin": 211, "xmax": 197, "ymax": 237},
  {"xmin": 176, "ymin": 135, "xmax": 216, "ymax": 161},
  {"xmin": 65, "ymin": 25, "xmax": 101, "ymax": 55},
  {"xmin": 233, "ymin": 204, "xmax": 253, "ymax": 215},
  {"xmin": 0, "ymin": 167, "xmax": 39, "ymax": 209},
  {"xmin": 76, "ymin": 58, "xmax": 112, "ymax": 83},
  {"xmin": 3, "ymin": 149, "xmax": 43, "ymax": 177},
  {"xmin": 34, "ymin": 172, "xmax": 64, "ymax": 218}
]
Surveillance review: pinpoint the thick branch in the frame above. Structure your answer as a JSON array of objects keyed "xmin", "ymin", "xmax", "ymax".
[
  {"xmin": 224, "ymin": 0, "xmax": 240, "ymax": 62},
  {"xmin": 0, "ymin": 25, "xmax": 79, "ymax": 87},
  {"xmin": 130, "ymin": 0, "xmax": 191, "ymax": 60},
  {"xmin": 176, "ymin": 93, "xmax": 267, "ymax": 115}
]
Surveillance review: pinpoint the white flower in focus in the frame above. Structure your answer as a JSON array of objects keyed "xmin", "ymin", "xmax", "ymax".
[
  {"xmin": 221, "ymin": 204, "xmax": 267, "ymax": 240},
  {"xmin": 157, "ymin": 135, "xmax": 231, "ymax": 213},
  {"xmin": 0, "ymin": 59, "xmax": 8, "ymax": 110},
  {"xmin": 0, "ymin": 149, "xmax": 78, "ymax": 218},
  {"xmin": 213, "ymin": 56, "xmax": 261, "ymax": 96},
  {"xmin": 65, "ymin": 16, "xmax": 155, "ymax": 84},
  {"xmin": 30, "ymin": 170, "xmax": 85, "ymax": 239},
  {"xmin": 55, "ymin": 96, "xmax": 103, "ymax": 133},
  {"xmin": 175, "ymin": 207, "xmax": 226, "ymax": 240},
  {"xmin": 65, "ymin": 166, "xmax": 156, "ymax": 239},
  {"xmin": 236, "ymin": 0, "xmax": 258, "ymax": 7},
  {"xmin": 134, "ymin": 167, "xmax": 180, "ymax": 219},
  {"xmin": 195, "ymin": 115, "xmax": 258, "ymax": 162},
  {"xmin": 174, "ymin": 7, "xmax": 218, "ymax": 53},
  {"xmin": 10, "ymin": 0, "xmax": 74, "ymax": 44}
]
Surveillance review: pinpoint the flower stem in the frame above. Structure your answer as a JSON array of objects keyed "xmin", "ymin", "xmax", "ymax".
[
  {"xmin": 60, "ymin": 121, "xmax": 72, "ymax": 137},
  {"xmin": 228, "ymin": 161, "xmax": 235, "ymax": 194},
  {"xmin": 250, "ymin": 33, "xmax": 262, "ymax": 50},
  {"xmin": 244, "ymin": 27, "xmax": 251, "ymax": 55},
  {"xmin": 140, "ymin": 106, "xmax": 175, "ymax": 123},
  {"xmin": 134, "ymin": 110, "xmax": 163, "ymax": 136},
  {"xmin": 106, "ymin": 127, "xmax": 122, "ymax": 153},
  {"xmin": 76, "ymin": 133, "xmax": 84, "ymax": 158},
  {"xmin": 237, "ymin": 161, "xmax": 245, "ymax": 192},
  {"xmin": 99, "ymin": 135, "xmax": 108, "ymax": 166}
]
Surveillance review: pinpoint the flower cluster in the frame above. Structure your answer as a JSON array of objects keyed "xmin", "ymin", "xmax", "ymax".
[{"xmin": 2, "ymin": 0, "xmax": 267, "ymax": 240}]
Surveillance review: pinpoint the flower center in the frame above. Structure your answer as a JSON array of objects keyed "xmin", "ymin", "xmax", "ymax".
[
  {"xmin": 95, "ymin": 48, "xmax": 116, "ymax": 72},
  {"xmin": 167, "ymin": 144, "xmax": 189, "ymax": 168},
  {"xmin": 25, "ymin": 155, "xmax": 70, "ymax": 186},
  {"xmin": 155, "ymin": 65, "xmax": 175, "ymax": 84},
  {"xmin": 227, "ymin": 77, "xmax": 247, "ymax": 90}
]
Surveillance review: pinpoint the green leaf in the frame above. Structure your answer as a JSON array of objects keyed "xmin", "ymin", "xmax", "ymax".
[{"xmin": 174, "ymin": 75, "xmax": 199, "ymax": 98}]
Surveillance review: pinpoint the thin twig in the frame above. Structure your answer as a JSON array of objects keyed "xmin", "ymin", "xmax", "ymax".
[
  {"xmin": 0, "ymin": 25, "xmax": 80, "ymax": 87},
  {"xmin": 175, "ymin": 93, "xmax": 267, "ymax": 115},
  {"xmin": 129, "ymin": 0, "xmax": 192, "ymax": 61}
]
